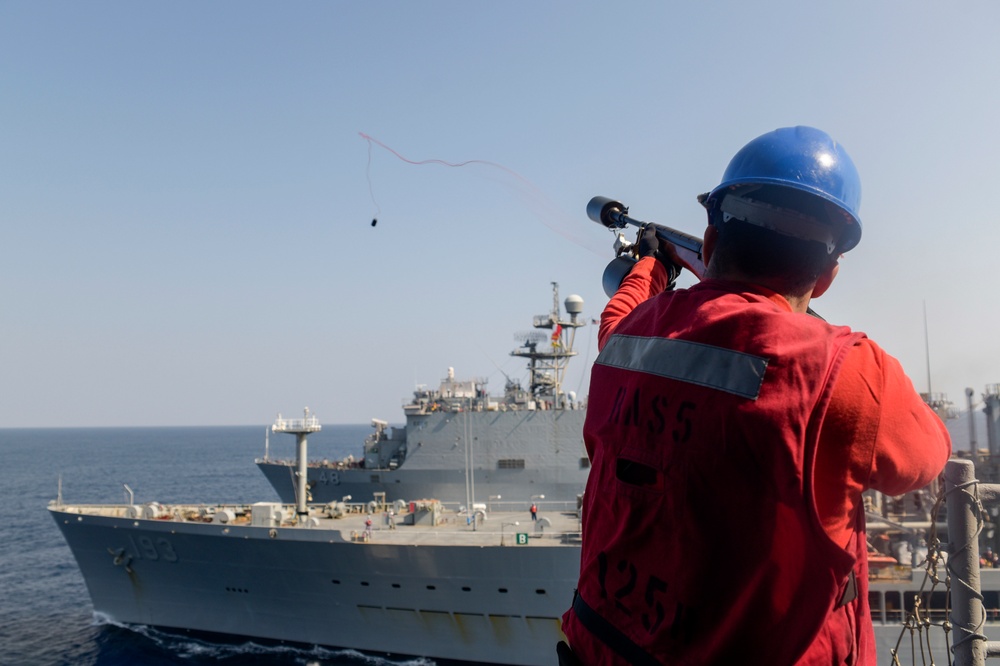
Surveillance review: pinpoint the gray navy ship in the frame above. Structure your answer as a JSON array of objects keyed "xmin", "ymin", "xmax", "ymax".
[
  {"xmin": 51, "ymin": 284, "xmax": 591, "ymax": 666},
  {"xmin": 257, "ymin": 282, "xmax": 589, "ymax": 508}
]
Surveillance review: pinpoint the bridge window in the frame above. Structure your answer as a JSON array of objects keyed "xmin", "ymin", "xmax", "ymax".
[
  {"xmin": 498, "ymin": 459, "xmax": 525, "ymax": 469},
  {"xmin": 986, "ymin": 591, "xmax": 1000, "ymax": 621},
  {"xmin": 869, "ymin": 591, "xmax": 883, "ymax": 623},
  {"xmin": 885, "ymin": 591, "xmax": 902, "ymax": 623}
]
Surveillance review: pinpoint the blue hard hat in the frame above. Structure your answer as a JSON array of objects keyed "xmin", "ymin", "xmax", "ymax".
[{"xmin": 703, "ymin": 126, "xmax": 863, "ymax": 252}]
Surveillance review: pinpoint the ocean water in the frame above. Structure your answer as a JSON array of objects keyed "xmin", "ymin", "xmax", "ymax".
[{"xmin": 0, "ymin": 425, "xmax": 435, "ymax": 666}]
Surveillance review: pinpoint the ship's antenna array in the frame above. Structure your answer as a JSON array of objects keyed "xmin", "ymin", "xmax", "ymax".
[{"xmin": 509, "ymin": 282, "xmax": 585, "ymax": 408}]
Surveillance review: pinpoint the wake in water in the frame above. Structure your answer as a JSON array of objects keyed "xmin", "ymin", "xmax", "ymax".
[{"xmin": 94, "ymin": 614, "xmax": 437, "ymax": 665}]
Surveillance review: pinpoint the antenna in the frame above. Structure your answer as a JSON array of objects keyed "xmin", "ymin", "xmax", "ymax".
[
  {"xmin": 967, "ymin": 387, "xmax": 978, "ymax": 455},
  {"xmin": 509, "ymin": 284, "xmax": 587, "ymax": 403},
  {"xmin": 514, "ymin": 331, "xmax": 547, "ymax": 346},
  {"xmin": 924, "ymin": 301, "xmax": 932, "ymax": 394}
]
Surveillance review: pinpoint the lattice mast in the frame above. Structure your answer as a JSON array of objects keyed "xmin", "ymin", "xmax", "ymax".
[{"xmin": 509, "ymin": 282, "xmax": 585, "ymax": 408}]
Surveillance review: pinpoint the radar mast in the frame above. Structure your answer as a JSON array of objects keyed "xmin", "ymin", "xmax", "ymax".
[{"xmin": 509, "ymin": 282, "xmax": 585, "ymax": 408}]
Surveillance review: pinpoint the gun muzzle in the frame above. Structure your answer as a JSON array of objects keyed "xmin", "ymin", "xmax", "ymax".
[{"xmin": 587, "ymin": 196, "xmax": 629, "ymax": 229}]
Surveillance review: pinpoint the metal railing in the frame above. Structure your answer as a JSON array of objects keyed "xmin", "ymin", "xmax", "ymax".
[{"xmin": 272, "ymin": 416, "xmax": 321, "ymax": 432}]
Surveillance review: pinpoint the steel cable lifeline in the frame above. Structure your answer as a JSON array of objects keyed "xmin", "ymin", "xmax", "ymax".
[{"xmin": 889, "ymin": 483, "xmax": 952, "ymax": 666}]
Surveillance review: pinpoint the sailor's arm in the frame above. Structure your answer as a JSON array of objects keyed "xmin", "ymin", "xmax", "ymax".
[
  {"xmin": 817, "ymin": 339, "xmax": 951, "ymax": 546},
  {"xmin": 598, "ymin": 257, "xmax": 669, "ymax": 350},
  {"xmin": 858, "ymin": 340, "xmax": 952, "ymax": 495}
]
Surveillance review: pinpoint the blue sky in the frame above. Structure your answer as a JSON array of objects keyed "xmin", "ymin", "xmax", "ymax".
[{"xmin": 3, "ymin": 2, "xmax": 999, "ymax": 427}]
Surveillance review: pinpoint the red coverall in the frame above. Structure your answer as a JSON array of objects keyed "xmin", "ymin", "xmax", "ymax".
[{"xmin": 562, "ymin": 257, "xmax": 951, "ymax": 665}]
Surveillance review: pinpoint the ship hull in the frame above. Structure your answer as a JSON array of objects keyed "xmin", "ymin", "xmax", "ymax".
[
  {"xmin": 51, "ymin": 506, "xmax": 579, "ymax": 666},
  {"xmin": 53, "ymin": 503, "xmax": 993, "ymax": 665}
]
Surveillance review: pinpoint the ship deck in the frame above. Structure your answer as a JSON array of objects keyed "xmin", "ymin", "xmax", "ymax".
[{"xmin": 50, "ymin": 500, "xmax": 583, "ymax": 548}]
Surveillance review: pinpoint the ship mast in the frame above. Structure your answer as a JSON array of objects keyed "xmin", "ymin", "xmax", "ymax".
[
  {"xmin": 272, "ymin": 408, "xmax": 322, "ymax": 516},
  {"xmin": 509, "ymin": 282, "xmax": 585, "ymax": 409}
]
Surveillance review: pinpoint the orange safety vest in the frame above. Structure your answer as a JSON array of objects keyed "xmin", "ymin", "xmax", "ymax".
[{"xmin": 563, "ymin": 281, "xmax": 869, "ymax": 665}]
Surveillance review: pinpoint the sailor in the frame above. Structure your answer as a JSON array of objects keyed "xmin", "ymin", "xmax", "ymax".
[
  {"xmin": 560, "ymin": 127, "xmax": 951, "ymax": 665},
  {"xmin": 364, "ymin": 515, "xmax": 373, "ymax": 541},
  {"xmin": 530, "ymin": 503, "xmax": 538, "ymax": 521}
]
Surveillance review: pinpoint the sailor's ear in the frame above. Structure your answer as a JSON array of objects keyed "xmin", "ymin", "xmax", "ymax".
[
  {"xmin": 702, "ymin": 225, "xmax": 717, "ymax": 267},
  {"xmin": 812, "ymin": 258, "xmax": 839, "ymax": 299}
]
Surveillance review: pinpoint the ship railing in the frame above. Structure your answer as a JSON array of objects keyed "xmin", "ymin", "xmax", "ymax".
[
  {"xmin": 272, "ymin": 416, "xmax": 321, "ymax": 432},
  {"xmin": 51, "ymin": 501, "xmax": 378, "ymax": 523},
  {"xmin": 48, "ymin": 502, "xmax": 137, "ymax": 518},
  {"xmin": 48, "ymin": 502, "xmax": 258, "ymax": 519},
  {"xmin": 944, "ymin": 458, "xmax": 1000, "ymax": 665},
  {"xmin": 442, "ymin": 500, "xmax": 579, "ymax": 513}
]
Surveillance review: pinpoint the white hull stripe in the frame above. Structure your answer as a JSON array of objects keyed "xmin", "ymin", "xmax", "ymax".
[{"xmin": 596, "ymin": 334, "xmax": 768, "ymax": 400}]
